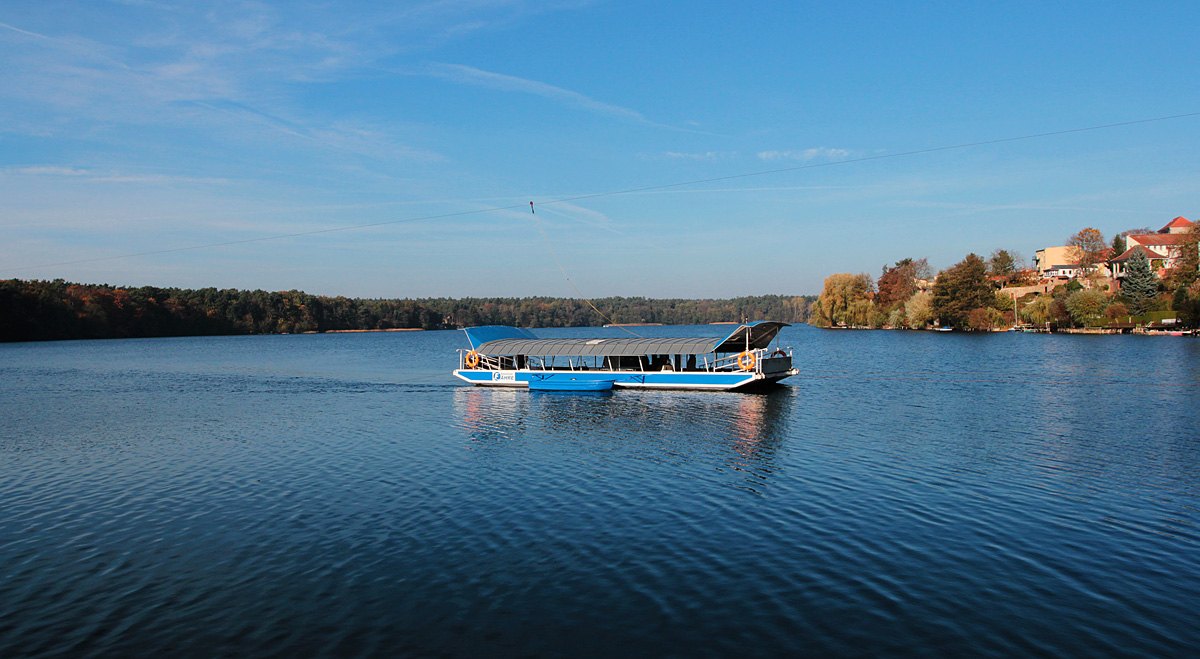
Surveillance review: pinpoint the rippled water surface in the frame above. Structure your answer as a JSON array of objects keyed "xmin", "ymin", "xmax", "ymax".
[{"xmin": 2, "ymin": 326, "xmax": 1199, "ymax": 657}]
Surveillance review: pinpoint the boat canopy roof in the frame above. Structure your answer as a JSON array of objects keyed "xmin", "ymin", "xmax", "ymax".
[
  {"xmin": 462, "ymin": 325, "xmax": 538, "ymax": 348},
  {"xmin": 464, "ymin": 321, "xmax": 789, "ymax": 356}
]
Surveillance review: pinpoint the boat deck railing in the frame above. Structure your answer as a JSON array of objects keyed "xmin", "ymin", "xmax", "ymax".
[{"xmin": 459, "ymin": 346, "xmax": 794, "ymax": 375}]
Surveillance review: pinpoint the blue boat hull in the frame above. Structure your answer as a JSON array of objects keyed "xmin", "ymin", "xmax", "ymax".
[{"xmin": 528, "ymin": 378, "xmax": 615, "ymax": 392}]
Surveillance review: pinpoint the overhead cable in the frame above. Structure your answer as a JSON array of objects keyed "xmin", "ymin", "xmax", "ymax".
[{"xmin": 5, "ymin": 111, "xmax": 1199, "ymax": 273}]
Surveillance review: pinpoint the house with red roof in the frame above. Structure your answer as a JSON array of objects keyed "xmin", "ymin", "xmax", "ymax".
[
  {"xmin": 1107, "ymin": 245, "xmax": 1170, "ymax": 279},
  {"xmin": 1159, "ymin": 216, "xmax": 1195, "ymax": 234},
  {"xmin": 1124, "ymin": 217, "xmax": 1194, "ymax": 261},
  {"xmin": 1105, "ymin": 216, "xmax": 1196, "ymax": 286}
]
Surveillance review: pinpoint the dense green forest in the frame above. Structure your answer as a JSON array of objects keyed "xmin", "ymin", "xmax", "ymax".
[{"xmin": 0, "ymin": 279, "xmax": 816, "ymax": 343}]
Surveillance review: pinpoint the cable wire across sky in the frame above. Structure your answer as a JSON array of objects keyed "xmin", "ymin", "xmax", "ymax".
[{"xmin": 4, "ymin": 110, "xmax": 1199, "ymax": 274}]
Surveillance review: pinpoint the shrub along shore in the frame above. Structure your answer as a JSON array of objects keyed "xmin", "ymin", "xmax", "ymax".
[{"xmin": 0, "ymin": 279, "xmax": 816, "ymax": 343}]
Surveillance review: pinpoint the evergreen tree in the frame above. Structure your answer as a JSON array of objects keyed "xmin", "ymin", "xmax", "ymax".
[
  {"xmin": 932, "ymin": 253, "xmax": 993, "ymax": 328},
  {"xmin": 1122, "ymin": 249, "xmax": 1158, "ymax": 315},
  {"xmin": 987, "ymin": 249, "xmax": 1017, "ymax": 280}
]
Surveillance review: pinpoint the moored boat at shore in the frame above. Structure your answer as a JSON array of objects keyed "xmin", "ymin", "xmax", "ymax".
[{"xmin": 453, "ymin": 322, "xmax": 799, "ymax": 391}]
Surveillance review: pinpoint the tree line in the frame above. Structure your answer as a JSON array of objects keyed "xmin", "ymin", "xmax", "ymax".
[
  {"xmin": 808, "ymin": 253, "xmax": 1021, "ymax": 330},
  {"xmin": 808, "ymin": 221, "xmax": 1200, "ymax": 331},
  {"xmin": 0, "ymin": 279, "xmax": 816, "ymax": 343}
]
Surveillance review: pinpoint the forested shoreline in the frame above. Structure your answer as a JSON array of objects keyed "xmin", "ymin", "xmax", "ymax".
[
  {"xmin": 0, "ymin": 279, "xmax": 816, "ymax": 343},
  {"xmin": 808, "ymin": 222, "xmax": 1200, "ymax": 331}
]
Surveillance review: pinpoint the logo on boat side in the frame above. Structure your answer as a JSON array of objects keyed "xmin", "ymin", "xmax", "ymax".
[{"xmin": 492, "ymin": 372, "xmax": 515, "ymax": 381}]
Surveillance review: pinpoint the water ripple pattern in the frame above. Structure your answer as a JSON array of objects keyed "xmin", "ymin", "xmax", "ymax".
[{"xmin": 1, "ymin": 327, "xmax": 1198, "ymax": 657}]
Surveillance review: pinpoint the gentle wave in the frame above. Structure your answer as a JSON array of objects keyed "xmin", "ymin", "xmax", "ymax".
[{"xmin": 1, "ymin": 327, "xmax": 1198, "ymax": 656}]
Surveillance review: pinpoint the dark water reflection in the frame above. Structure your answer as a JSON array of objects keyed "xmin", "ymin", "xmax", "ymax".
[{"xmin": 1, "ymin": 326, "xmax": 1198, "ymax": 657}]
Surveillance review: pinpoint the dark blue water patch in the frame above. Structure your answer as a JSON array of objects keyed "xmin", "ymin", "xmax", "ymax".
[{"xmin": 1, "ymin": 327, "xmax": 1198, "ymax": 657}]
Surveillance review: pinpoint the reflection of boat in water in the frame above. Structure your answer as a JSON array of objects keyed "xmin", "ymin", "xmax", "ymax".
[
  {"xmin": 453, "ymin": 322, "xmax": 798, "ymax": 391},
  {"xmin": 452, "ymin": 385, "xmax": 795, "ymax": 492}
]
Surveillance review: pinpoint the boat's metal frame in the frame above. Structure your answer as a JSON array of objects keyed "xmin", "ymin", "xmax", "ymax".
[{"xmin": 452, "ymin": 322, "xmax": 799, "ymax": 391}]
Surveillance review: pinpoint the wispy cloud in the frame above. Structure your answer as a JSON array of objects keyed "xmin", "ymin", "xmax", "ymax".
[
  {"xmin": 757, "ymin": 147, "xmax": 853, "ymax": 162},
  {"xmin": 418, "ymin": 62, "xmax": 651, "ymax": 123},
  {"xmin": 410, "ymin": 62, "xmax": 699, "ymax": 132},
  {"xmin": 187, "ymin": 100, "xmax": 445, "ymax": 163},
  {"xmin": 4, "ymin": 3, "xmax": 606, "ymax": 172},
  {"xmin": 370, "ymin": 1, "xmax": 597, "ymax": 50},
  {"xmin": 537, "ymin": 201, "xmax": 618, "ymax": 233},
  {"xmin": 0, "ymin": 21, "xmax": 54, "ymax": 40},
  {"xmin": 628, "ymin": 184, "xmax": 877, "ymax": 195},
  {"xmin": 1, "ymin": 165, "xmax": 229, "ymax": 184},
  {"xmin": 6, "ymin": 165, "xmax": 93, "ymax": 176},
  {"xmin": 660, "ymin": 151, "xmax": 732, "ymax": 161},
  {"xmin": 534, "ymin": 201, "xmax": 670, "ymax": 251},
  {"xmin": 0, "ymin": 12, "xmax": 448, "ymax": 165}
]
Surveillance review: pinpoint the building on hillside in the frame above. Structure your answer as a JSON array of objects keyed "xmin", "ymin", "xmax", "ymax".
[
  {"xmin": 1042, "ymin": 264, "xmax": 1079, "ymax": 279},
  {"xmin": 1034, "ymin": 245, "xmax": 1111, "ymax": 277},
  {"xmin": 1033, "ymin": 216, "xmax": 1194, "ymax": 289},
  {"xmin": 1107, "ymin": 245, "xmax": 1170, "ymax": 279},
  {"xmin": 1011, "ymin": 268, "xmax": 1040, "ymax": 284},
  {"xmin": 1032, "ymin": 245, "xmax": 1075, "ymax": 275},
  {"xmin": 1125, "ymin": 217, "xmax": 1194, "ymax": 259},
  {"xmin": 1105, "ymin": 217, "xmax": 1196, "ymax": 288}
]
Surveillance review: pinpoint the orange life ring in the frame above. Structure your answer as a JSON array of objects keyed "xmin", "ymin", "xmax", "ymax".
[
  {"xmin": 465, "ymin": 351, "xmax": 480, "ymax": 368},
  {"xmin": 771, "ymin": 350, "xmax": 787, "ymax": 358},
  {"xmin": 737, "ymin": 351, "xmax": 756, "ymax": 371}
]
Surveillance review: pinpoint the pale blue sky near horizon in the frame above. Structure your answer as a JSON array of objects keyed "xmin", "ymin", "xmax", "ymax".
[{"xmin": 2, "ymin": 0, "xmax": 1198, "ymax": 298}]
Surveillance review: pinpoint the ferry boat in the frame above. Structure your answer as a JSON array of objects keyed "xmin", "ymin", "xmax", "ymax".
[{"xmin": 453, "ymin": 322, "xmax": 799, "ymax": 391}]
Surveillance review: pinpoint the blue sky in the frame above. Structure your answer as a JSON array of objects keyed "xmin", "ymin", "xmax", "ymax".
[{"xmin": 2, "ymin": 1, "xmax": 1198, "ymax": 297}]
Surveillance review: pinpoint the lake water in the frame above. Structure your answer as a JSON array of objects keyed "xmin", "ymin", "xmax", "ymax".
[{"xmin": 2, "ymin": 325, "xmax": 1199, "ymax": 657}]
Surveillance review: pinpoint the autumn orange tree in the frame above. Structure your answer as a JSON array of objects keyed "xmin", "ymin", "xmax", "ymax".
[
  {"xmin": 875, "ymin": 257, "xmax": 930, "ymax": 310},
  {"xmin": 1066, "ymin": 227, "xmax": 1107, "ymax": 276}
]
